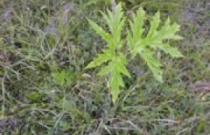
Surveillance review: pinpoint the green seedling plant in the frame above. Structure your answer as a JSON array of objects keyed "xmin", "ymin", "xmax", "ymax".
[
  {"xmin": 86, "ymin": 3, "xmax": 183, "ymax": 103},
  {"xmin": 52, "ymin": 70, "xmax": 74, "ymax": 87}
]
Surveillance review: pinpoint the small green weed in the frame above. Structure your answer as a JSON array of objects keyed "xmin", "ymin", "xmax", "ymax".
[
  {"xmin": 86, "ymin": 3, "xmax": 183, "ymax": 103},
  {"xmin": 51, "ymin": 70, "xmax": 74, "ymax": 87}
]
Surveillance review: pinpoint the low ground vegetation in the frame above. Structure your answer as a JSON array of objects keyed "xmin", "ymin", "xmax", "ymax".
[{"xmin": 0, "ymin": 0, "xmax": 210, "ymax": 134}]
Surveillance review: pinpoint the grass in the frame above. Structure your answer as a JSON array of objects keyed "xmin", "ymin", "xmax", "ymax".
[{"xmin": 0, "ymin": 0, "xmax": 210, "ymax": 134}]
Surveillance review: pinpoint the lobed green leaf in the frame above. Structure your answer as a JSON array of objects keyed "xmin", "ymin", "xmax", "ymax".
[
  {"xmin": 85, "ymin": 49, "xmax": 113, "ymax": 69},
  {"xmin": 147, "ymin": 11, "xmax": 160, "ymax": 39},
  {"xmin": 109, "ymin": 71, "xmax": 124, "ymax": 103},
  {"xmin": 140, "ymin": 49, "xmax": 163, "ymax": 82},
  {"xmin": 87, "ymin": 19, "xmax": 112, "ymax": 42},
  {"xmin": 158, "ymin": 43, "xmax": 183, "ymax": 58}
]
